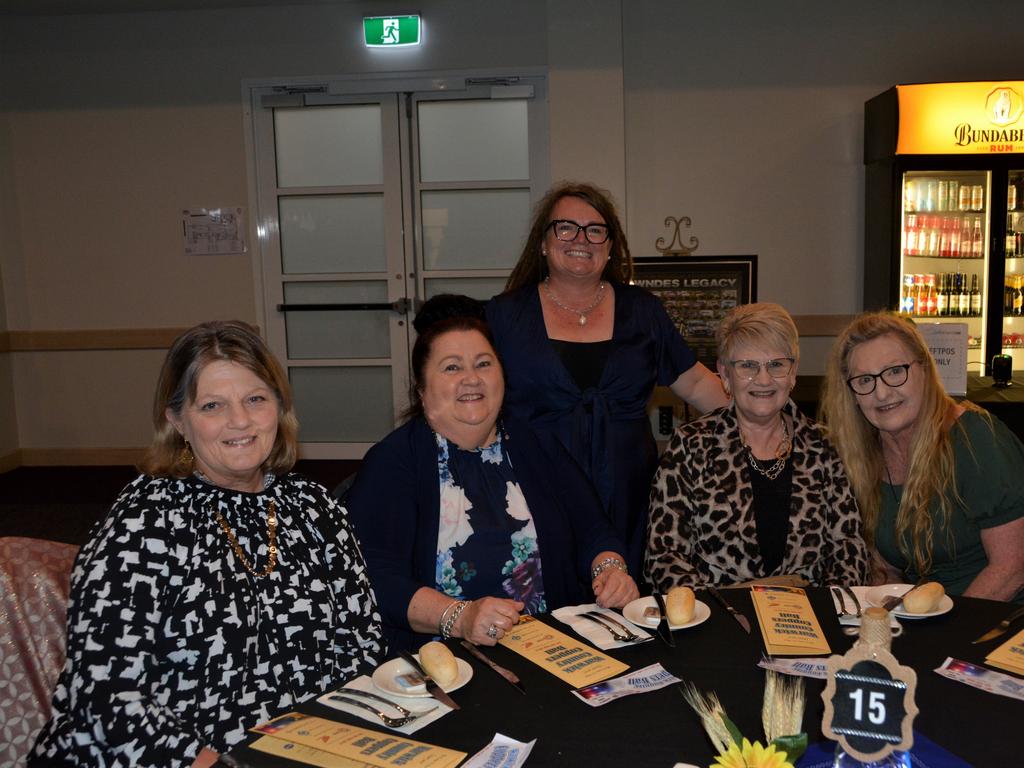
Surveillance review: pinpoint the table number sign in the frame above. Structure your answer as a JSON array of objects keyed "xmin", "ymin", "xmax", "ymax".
[
  {"xmin": 499, "ymin": 615, "xmax": 629, "ymax": 686},
  {"xmin": 822, "ymin": 643, "xmax": 918, "ymax": 763}
]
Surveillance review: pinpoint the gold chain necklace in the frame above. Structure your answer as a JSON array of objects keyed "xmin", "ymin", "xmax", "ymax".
[
  {"xmin": 543, "ymin": 277, "xmax": 606, "ymax": 326},
  {"xmin": 741, "ymin": 417, "xmax": 792, "ymax": 481},
  {"xmin": 213, "ymin": 500, "xmax": 278, "ymax": 577}
]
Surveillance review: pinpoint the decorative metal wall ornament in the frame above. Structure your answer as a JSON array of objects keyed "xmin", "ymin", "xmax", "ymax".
[{"xmin": 655, "ymin": 216, "xmax": 699, "ymax": 257}]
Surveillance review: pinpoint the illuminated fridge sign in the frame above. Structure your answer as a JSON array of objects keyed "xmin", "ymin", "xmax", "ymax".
[{"xmin": 896, "ymin": 81, "xmax": 1024, "ymax": 155}]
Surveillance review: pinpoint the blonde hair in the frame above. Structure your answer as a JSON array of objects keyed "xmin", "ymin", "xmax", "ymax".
[
  {"xmin": 819, "ymin": 311, "xmax": 981, "ymax": 576},
  {"xmin": 716, "ymin": 302, "xmax": 800, "ymax": 363},
  {"xmin": 138, "ymin": 321, "xmax": 298, "ymax": 479}
]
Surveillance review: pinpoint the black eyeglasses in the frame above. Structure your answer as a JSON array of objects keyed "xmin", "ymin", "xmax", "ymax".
[
  {"xmin": 846, "ymin": 362, "xmax": 916, "ymax": 395},
  {"xmin": 547, "ymin": 219, "xmax": 611, "ymax": 244},
  {"xmin": 728, "ymin": 358, "xmax": 795, "ymax": 380}
]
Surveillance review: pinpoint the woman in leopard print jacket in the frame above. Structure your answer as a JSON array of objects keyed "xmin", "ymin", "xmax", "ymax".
[{"xmin": 645, "ymin": 303, "xmax": 867, "ymax": 591}]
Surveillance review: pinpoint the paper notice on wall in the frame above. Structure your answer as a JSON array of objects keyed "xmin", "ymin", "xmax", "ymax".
[
  {"xmin": 182, "ymin": 207, "xmax": 246, "ymax": 254},
  {"xmin": 917, "ymin": 322, "xmax": 967, "ymax": 396}
]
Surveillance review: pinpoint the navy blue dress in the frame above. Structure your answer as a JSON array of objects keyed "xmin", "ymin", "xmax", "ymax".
[{"xmin": 486, "ymin": 282, "xmax": 697, "ymax": 575}]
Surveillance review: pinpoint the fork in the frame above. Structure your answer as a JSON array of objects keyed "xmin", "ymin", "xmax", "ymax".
[
  {"xmin": 330, "ymin": 687, "xmax": 422, "ymax": 717},
  {"xmin": 324, "ymin": 694, "xmax": 433, "ymax": 728},
  {"xmin": 579, "ymin": 611, "xmax": 641, "ymax": 642},
  {"xmin": 841, "ymin": 585, "xmax": 863, "ymax": 618},
  {"xmin": 831, "ymin": 586, "xmax": 849, "ymax": 617}
]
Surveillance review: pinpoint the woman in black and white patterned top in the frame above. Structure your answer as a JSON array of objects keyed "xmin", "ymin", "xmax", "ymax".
[{"xmin": 30, "ymin": 321, "xmax": 385, "ymax": 768}]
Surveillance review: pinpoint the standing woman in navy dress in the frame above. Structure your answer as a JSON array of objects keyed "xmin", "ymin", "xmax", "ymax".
[{"xmin": 487, "ymin": 182, "xmax": 728, "ymax": 575}]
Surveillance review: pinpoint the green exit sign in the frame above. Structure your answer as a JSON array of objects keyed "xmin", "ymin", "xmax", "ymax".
[{"xmin": 363, "ymin": 15, "xmax": 421, "ymax": 48}]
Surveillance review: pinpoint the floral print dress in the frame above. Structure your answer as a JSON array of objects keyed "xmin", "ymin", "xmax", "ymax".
[{"xmin": 434, "ymin": 430, "xmax": 546, "ymax": 613}]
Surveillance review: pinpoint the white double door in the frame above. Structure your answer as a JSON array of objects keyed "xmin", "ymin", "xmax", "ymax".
[{"xmin": 247, "ymin": 73, "xmax": 548, "ymax": 458}]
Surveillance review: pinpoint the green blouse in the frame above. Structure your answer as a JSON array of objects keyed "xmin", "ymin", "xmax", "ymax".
[{"xmin": 877, "ymin": 410, "xmax": 1024, "ymax": 599}]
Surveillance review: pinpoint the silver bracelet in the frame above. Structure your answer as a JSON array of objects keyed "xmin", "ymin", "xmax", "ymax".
[
  {"xmin": 437, "ymin": 599, "xmax": 461, "ymax": 637},
  {"xmin": 441, "ymin": 599, "xmax": 469, "ymax": 639},
  {"xmin": 591, "ymin": 557, "xmax": 627, "ymax": 581}
]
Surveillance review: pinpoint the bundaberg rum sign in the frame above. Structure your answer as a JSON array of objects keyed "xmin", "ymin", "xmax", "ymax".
[{"xmin": 896, "ymin": 81, "xmax": 1024, "ymax": 155}]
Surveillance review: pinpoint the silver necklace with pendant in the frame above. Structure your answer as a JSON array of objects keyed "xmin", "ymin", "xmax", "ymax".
[{"xmin": 543, "ymin": 277, "xmax": 606, "ymax": 326}]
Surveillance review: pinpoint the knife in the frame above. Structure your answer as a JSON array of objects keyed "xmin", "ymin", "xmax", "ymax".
[
  {"xmin": 651, "ymin": 593, "xmax": 676, "ymax": 647},
  {"xmin": 706, "ymin": 585, "xmax": 751, "ymax": 634},
  {"xmin": 460, "ymin": 640, "xmax": 526, "ymax": 694},
  {"xmin": 397, "ymin": 650, "xmax": 460, "ymax": 710},
  {"xmin": 881, "ymin": 583, "xmax": 923, "ymax": 612},
  {"xmin": 972, "ymin": 605, "xmax": 1024, "ymax": 644}
]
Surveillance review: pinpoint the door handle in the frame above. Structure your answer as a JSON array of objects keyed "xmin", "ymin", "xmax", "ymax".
[{"xmin": 276, "ymin": 298, "xmax": 414, "ymax": 314}]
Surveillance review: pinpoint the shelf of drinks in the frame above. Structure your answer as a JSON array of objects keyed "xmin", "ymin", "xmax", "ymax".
[
  {"xmin": 903, "ymin": 254, "xmax": 985, "ymax": 260},
  {"xmin": 906, "ymin": 313, "xmax": 983, "ymax": 319}
]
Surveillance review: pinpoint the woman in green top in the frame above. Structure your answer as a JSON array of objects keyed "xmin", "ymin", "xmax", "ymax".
[{"xmin": 820, "ymin": 312, "xmax": 1024, "ymax": 601}]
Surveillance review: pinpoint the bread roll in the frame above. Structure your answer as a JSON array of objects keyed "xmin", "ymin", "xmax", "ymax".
[
  {"xmin": 665, "ymin": 586, "xmax": 696, "ymax": 625},
  {"xmin": 901, "ymin": 582, "xmax": 945, "ymax": 614},
  {"xmin": 418, "ymin": 641, "xmax": 458, "ymax": 686}
]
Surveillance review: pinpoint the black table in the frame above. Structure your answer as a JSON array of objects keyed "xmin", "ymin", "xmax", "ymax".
[{"xmin": 229, "ymin": 589, "xmax": 1021, "ymax": 767}]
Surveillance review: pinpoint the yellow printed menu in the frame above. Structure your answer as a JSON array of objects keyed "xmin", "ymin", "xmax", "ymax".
[
  {"xmin": 985, "ymin": 628, "xmax": 1024, "ymax": 676},
  {"xmin": 250, "ymin": 735, "xmax": 373, "ymax": 767},
  {"xmin": 249, "ymin": 713, "xmax": 466, "ymax": 768},
  {"xmin": 499, "ymin": 615, "xmax": 629, "ymax": 686},
  {"xmin": 751, "ymin": 585, "xmax": 831, "ymax": 656}
]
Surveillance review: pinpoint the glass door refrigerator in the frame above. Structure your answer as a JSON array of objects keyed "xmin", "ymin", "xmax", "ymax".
[{"xmin": 864, "ymin": 81, "xmax": 1024, "ymax": 376}]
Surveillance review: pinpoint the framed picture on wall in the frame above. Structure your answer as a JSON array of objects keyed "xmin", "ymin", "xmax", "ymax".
[{"xmin": 633, "ymin": 255, "xmax": 757, "ymax": 369}]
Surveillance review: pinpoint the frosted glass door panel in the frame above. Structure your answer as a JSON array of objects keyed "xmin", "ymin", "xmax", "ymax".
[
  {"xmin": 283, "ymin": 281, "xmax": 390, "ymax": 359},
  {"xmin": 418, "ymin": 100, "xmax": 529, "ymax": 182},
  {"xmin": 421, "ymin": 189, "xmax": 529, "ymax": 269},
  {"xmin": 279, "ymin": 195, "xmax": 385, "ymax": 274},
  {"xmin": 290, "ymin": 367, "xmax": 394, "ymax": 443},
  {"xmin": 425, "ymin": 277, "xmax": 507, "ymax": 301},
  {"xmin": 275, "ymin": 105, "xmax": 383, "ymax": 188}
]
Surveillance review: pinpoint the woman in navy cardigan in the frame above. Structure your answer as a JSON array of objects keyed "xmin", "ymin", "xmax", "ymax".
[{"xmin": 348, "ymin": 295, "xmax": 638, "ymax": 652}]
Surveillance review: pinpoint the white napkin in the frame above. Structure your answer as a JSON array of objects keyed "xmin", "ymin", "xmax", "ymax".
[
  {"xmin": 551, "ymin": 603, "xmax": 652, "ymax": 650},
  {"xmin": 317, "ymin": 674, "xmax": 451, "ymax": 735},
  {"xmin": 832, "ymin": 586, "xmax": 900, "ymax": 628}
]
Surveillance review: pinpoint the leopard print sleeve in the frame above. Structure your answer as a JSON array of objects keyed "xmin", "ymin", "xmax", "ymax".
[{"xmin": 644, "ymin": 424, "xmax": 706, "ymax": 593}]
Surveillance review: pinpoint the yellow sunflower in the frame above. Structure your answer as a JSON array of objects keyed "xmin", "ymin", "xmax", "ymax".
[{"xmin": 711, "ymin": 739, "xmax": 795, "ymax": 768}]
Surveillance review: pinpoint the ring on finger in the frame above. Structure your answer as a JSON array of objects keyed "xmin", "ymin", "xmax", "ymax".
[{"xmin": 486, "ymin": 623, "xmax": 498, "ymax": 639}]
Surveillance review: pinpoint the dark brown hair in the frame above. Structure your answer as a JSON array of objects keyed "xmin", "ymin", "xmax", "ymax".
[
  {"xmin": 504, "ymin": 181, "xmax": 633, "ymax": 291},
  {"xmin": 138, "ymin": 320, "xmax": 298, "ymax": 478},
  {"xmin": 405, "ymin": 295, "xmax": 498, "ymax": 421}
]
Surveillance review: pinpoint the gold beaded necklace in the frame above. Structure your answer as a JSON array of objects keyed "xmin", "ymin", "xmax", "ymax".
[{"xmin": 213, "ymin": 500, "xmax": 278, "ymax": 577}]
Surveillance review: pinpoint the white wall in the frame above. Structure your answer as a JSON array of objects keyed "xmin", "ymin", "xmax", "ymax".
[
  {"xmin": 0, "ymin": 109, "xmax": 19, "ymax": 462},
  {"xmin": 2, "ymin": 0, "xmax": 1023, "ymax": 458},
  {"xmin": 0, "ymin": 0, "xmax": 562, "ymax": 459},
  {"xmin": 622, "ymin": 1, "xmax": 1024, "ymax": 338}
]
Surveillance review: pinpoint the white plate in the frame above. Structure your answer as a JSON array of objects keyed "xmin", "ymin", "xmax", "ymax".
[
  {"xmin": 621, "ymin": 596, "xmax": 711, "ymax": 630},
  {"xmin": 865, "ymin": 583, "xmax": 954, "ymax": 619},
  {"xmin": 371, "ymin": 655, "xmax": 473, "ymax": 698}
]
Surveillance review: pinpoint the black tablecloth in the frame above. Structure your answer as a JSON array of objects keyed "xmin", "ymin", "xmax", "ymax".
[{"xmin": 228, "ymin": 588, "xmax": 1021, "ymax": 767}]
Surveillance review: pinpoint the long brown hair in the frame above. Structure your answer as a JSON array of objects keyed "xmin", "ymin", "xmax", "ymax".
[
  {"xmin": 139, "ymin": 320, "xmax": 298, "ymax": 479},
  {"xmin": 504, "ymin": 181, "xmax": 633, "ymax": 291},
  {"xmin": 819, "ymin": 312, "xmax": 982, "ymax": 576}
]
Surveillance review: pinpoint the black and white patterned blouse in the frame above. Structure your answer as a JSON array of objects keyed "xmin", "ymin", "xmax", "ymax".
[{"xmin": 30, "ymin": 473, "xmax": 385, "ymax": 767}]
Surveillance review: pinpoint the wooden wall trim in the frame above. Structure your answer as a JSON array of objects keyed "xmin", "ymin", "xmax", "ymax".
[
  {"xmin": 1, "ymin": 328, "xmax": 190, "ymax": 352},
  {"xmin": 0, "ymin": 450, "xmax": 20, "ymax": 473},
  {"xmin": 0, "ymin": 320, "xmax": 845, "ymax": 353},
  {"xmin": 17, "ymin": 448, "xmax": 146, "ymax": 466}
]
